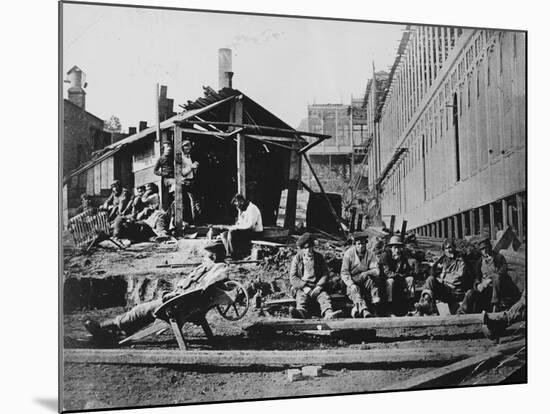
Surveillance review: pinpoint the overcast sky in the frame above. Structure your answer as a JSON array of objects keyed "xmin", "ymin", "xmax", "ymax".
[{"xmin": 62, "ymin": 3, "xmax": 404, "ymax": 129}]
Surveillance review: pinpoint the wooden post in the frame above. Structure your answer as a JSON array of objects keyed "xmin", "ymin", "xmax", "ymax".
[
  {"xmin": 454, "ymin": 215, "xmax": 459, "ymax": 239},
  {"xmin": 502, "ymin": 199, "xmax": 508, "ymax": 228},
  {"xmin": 479, "ymin": 207, "xmax": 485, "ymax": 237},
  {"xmin": 356, "ymin": 214, "xmax": 363, "ymax": 231},
  {"xmin": 173, "ymin": 125, "xmax": 183, "ymax": 233},
  {"xmin": 389, "ymin": 215, "xmax": 396, "ymax": 235},
  {"xmin": 469, "ymin": 210, "xmax": 476, "ymax": 236},
  {"xmin": 516, "ymin": 193, "xmax": 524, "ymax": 242},
  {"xmin": 400, "ymin": 220, "xmax": 408, "ymax": 241},
  {"xmin": 489, "ymin": 203, "xmax": 496, "ymax": 240},
  {"xmin": 284, "ymin": 143, "xmax": 301, "ymax": 230},
  {"xmin": 460, "ymin": 212, "xmax": 466, "ymax": 237},
  {"xmin": 233, "ymin": 98, "xmax": 246, "ymax": 197},
  {"xmin": 154, "ymin": 83, "xmax": 163, "ymax": 208},
  {"xmin": 448, "ymin": 217, "xmax": 454, "ymax": 238},
  {"xmin": 349, "ymin": 208, "xmax": 357, "ymax": 232}
]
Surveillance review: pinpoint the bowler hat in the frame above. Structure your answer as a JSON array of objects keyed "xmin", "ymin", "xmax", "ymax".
[
  {"xmin": 386, "ymin": 235, "xmax": 404, "ymax": 247},
  {"xmin": 297, "ymin": 232, "xmax": 315, "ymax": 248}
]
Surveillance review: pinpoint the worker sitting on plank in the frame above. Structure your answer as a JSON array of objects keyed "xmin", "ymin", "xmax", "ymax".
[
  {"xmin": 288, "ymin": 233, "xmax": 342, "ymax": 319},
  {"xmin": 220, "ymin": 193, "xmax": 263, "ymax": 260},
  {"xmin": 341, "ymin": 232, "xmax": 384, "ymax": 318},
  {"xmin": 83, "ymin": 241, "xmax": 227, "ymax": 342},
  {"xmin": 112, "ymin": 183, "xmax": 169, "ymax": 242},
  {"xmin": 99, "ymin": 180, "xmax": 132, "ymax": 222},
  {"xmin": 415, "ymin": 238, "xmax": 472, "ymax": 316},
  {"xmin": 460, "ymin": 236, "xmax": 521, "ymax": 313},
  {"xmin": 482, "ymin": 290, "xmax": 526, "ymax": 341},
  {"xmin": 378, "ymin": 235, "xmax": 416, "ymax": 316}
]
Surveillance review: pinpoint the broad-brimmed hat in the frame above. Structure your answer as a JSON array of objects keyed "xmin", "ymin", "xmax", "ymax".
[
  {"xmin": 386, "ymin": 235, "xmax": 404, "ymax": 247},
  {"xmin": 297, "ymin": 232, "xmax": 315, "ymax": 248}
]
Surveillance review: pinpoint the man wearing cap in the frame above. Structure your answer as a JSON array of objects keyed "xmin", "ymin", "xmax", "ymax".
[
  {"xmin": 180, "ymin": 139, "xmax": 200, "ymax": 224},
  {"xmin": 415, "ymin": 239, "xmax": 472, "ymax": 316},
  {"xmin": 341, "ymin": 232, "xmax": 383, "ymax": 318},
  {"xmin": 84, "ymin": 241, "xmax": 227, "ymax": 341},
  {"xmin": 378, "ymin": 235, "xmax": 416, "ymax": 316},
  {"xmin": 154, "ymin": 142, "xmax": 175, "ymax": 210},
  {"xmin": 460, "ymin": 237, "xmax": 521, "ymax": 313},
  {"xmin": 100, "ymin": 180, "xmax": 132, "ymax": 221},
  {"xmin": 288, "ymin": 233, "xmax": 342, "ymax": 319}
]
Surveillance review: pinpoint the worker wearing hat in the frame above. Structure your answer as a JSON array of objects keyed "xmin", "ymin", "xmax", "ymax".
[
  {"xmin": 341, "ymin": 231, "xmax": 383, "ymax": 318},
  {"xmin": 83, "ymin": 240, "xmax": 227, "ymax": 342},
  {"xmin": 288, "ymin": 233, "xmax": 342, "ymax": 319},
  {"xmin": 460, "ymin": 236, "xmax": 520, "ymax": 313},
  {"xmin": 378, "ymin": 235, "xmax": 416, "ymax": 316},
  {"xmin": 415, "ymin": 238, "xmax": 471, "ymax": 316},
  {"xmin": 180, "ymin": 139, "xmax": 200, "ymax": 224},
  {"xmin": 100, "ymin": 179, "xmax": 132, "ymax": 221}
]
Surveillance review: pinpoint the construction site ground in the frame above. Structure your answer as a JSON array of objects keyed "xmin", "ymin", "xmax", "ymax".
[{"xmin": 61, "ymin": 234, "xmax": 526, "ymax": 412}]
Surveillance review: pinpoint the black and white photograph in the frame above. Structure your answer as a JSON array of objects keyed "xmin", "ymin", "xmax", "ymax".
[{"xmin": 58, "ymin": 0, "xmax": 528, "ymax": 412}]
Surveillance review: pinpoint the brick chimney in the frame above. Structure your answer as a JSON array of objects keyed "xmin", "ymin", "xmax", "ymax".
[
  {"xmin": 218, "ymin": 48, "xmax": 233, "ymax": 90},
  {"xmin": 139, "ymin": 121, "xmax": 148, "ymax": 131},
  {"xmin": 65, "ymin": 65, "xmax": 86, "ymax": 109},
  {"xmin": 128, "ymin": 127, "xmax": 137, "ymax": 135}
]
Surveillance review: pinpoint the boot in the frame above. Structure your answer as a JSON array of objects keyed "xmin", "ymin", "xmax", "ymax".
[
  {"xmin": 323, "ymin": 309, "xmax": 343, "ymax": 320},
  {"xmin": 360, "ymin": 308, "xmax": 372, "ymax": 318},
  {"xmin": 83, "ymin": 319, "xmax": 117, "ymax": 343},
  {"xmin": 414, "ymin": 293, "xmax": 437, "ymax": 316},
  {"xmin": 289, "ymin": 306, "xmax": 307, "ymax": 319},
  {"xmin": 482, "ymin": 311, "xmax": 508, "ymax": 341}
]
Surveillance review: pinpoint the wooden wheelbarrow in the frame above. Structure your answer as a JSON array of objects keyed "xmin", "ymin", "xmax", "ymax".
[{"xmin": 119, "ymin": 275, "xmax": 249, "ymax": 350}]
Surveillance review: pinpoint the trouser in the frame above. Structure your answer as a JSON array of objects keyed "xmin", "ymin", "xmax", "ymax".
[
  {"xmin": 346, "ymin": 271, "xmax": 383, "ymax": 313},
  {"xmin": 461, "ymin": 273, "xmax": 521, "ymax": 313},
  {"xmin": 504, "ymin": 290, "xmax": 526, "ymax": 325},
  {"xmin": 225, "ymin": 229, "xmax": 260, "ymax": 259},
  {"xmin": 104, "ymin": 298, "xmax": 164, "ymax": 335},
  {"xmin": 113, "ymin": 216, "xmax": 157, "ymax": 241},
  {"xmin": 386, "ymin": 275, "xmax": 415, "ymax": 315},
  {"xmin": 422, "ymin": 276, "xmax": 465, "ymax": 304},
  {"xmin": 182, "ymin": 180, "xmax": 198, "ymax": 224},
  {"xmin": 294, "ymin": 288, "xmax": 333, "ymax": 317}
]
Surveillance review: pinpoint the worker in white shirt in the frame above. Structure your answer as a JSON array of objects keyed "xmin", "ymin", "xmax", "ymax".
[{"xmin": 221, "ymin": 193, "xmax": 263, "ymax": 259}]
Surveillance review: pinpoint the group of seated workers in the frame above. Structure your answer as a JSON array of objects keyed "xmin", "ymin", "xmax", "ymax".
[
  {"xmin": 94, "ymin": 180, "xmax": 169, "ymax": 242},
  {"xmin": 288, "ymin": 231, "xmax": 522, "ymax": 320}
]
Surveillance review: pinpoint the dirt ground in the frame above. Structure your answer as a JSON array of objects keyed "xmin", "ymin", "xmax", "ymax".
[{"xmin": 61, "ymin": 235, "xmax": 526, "ymax": 412}]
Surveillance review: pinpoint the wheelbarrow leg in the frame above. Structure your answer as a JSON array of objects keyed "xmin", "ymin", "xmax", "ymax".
[
  {"xmin": 199, "ymin": 316, "xmax": 214, "ymax": 341},
  {"xmin": 169, "ymin": 317, "xmax": 187, "ymax": 350}
]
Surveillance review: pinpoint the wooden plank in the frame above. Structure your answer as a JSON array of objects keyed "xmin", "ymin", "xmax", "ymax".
[
  {"xmin": 400, "ymin": 220, "xmax": 408, "ymax": 241},
  {"xmin": 245, "ymin": 314, "xmax": 484, "ymax": 333},
  {"xmin": 382, "ymin": 340, "xmax": 526, "ymax": 390},
  {"xmin": 180, "ymin": 120, "xmax": 330, "ymax": 139},
  {"xmin": 479, "ymin": 207, "xmax": 484, "ymax": 236},
  {"xmin": 169, "ymin": 318, "xmax": 187, "ymax": 350},
  {"xmin": 453, "ymin": 215, "xmax": 459, "ymax": 239},
  {"xmin": 64, "ymin": 346, "xmax": 492, "ymax": 369},
  {"xmin": 469, "ymin": 209, "xmax": 476, "ymax": 236}
]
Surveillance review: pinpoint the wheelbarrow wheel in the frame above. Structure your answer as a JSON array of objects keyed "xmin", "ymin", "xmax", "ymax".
[{"xmin": 216, "ymin": 280, "xmax": 249, "ymax": 321}]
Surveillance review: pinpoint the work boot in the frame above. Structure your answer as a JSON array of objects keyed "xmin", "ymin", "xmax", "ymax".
[
  {"xmin": 289, "ymin": 306, "xmax": 306, "ymax": 319},
  {"xmin": 83, "ymin": 319, "xmax": 117, "ymax": 343},
  {"xmin": 481, "ymin": 311, "xmax": 508, "ymax": 341},
  {"xmin": 360, "ymin": 309, "xmax": 373, "ymax": 318},
  {"xmin": 323, "ymin": 309, "xmax": 343, "ymax": 320},
  {"xmin": 350, "ymin": 306, "xmax": 360, "ymax": 319},
  {"xmin": 414, "ymin": 293, "xmax": 437, "ymax": 316}
]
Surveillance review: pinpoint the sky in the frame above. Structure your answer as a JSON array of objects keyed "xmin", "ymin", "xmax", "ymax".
[{"xmin": 62, "ymin": 3, "xmax": 404, "ymax": 129}]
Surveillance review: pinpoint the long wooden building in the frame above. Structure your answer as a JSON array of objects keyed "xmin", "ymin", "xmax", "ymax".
[{"xmin": 364, "ymin": 26, "xmax": 526, "ymax": 241}]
